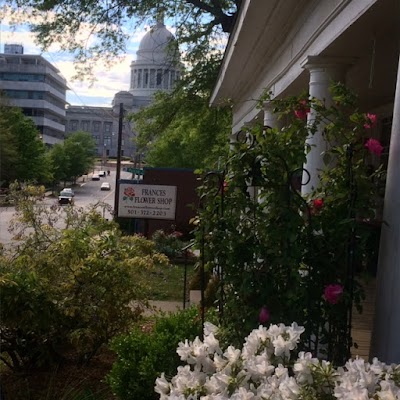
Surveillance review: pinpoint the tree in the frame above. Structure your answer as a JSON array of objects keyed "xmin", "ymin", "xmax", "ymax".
[
  {"xmin": 132, "ymin": 51, "xmax": 231, "ymax": 169},
  {"xmin": 5, "ymin": 0, "xmax": 236, "ymax": 169},
  {"xmin": 0, "ymin": 101, "xmax": 51, "ymax": 186},
  {"xmin": 5, "ymin": 0, "xmax": 240, "ymax": 77},
  {"xmin": 133, "ymin": 84, "xmax": 231, "ymax": 169},
  {"xmin": 63, "ymin": 131, "xmax": 96, "ymax": 180},
  {"xmin": 48, "ymin": 131, "xmax": 95, "ymax": 185},
  {"xmin": 48, "ymin": 142, "xmax": 70, "ymax": 185}
]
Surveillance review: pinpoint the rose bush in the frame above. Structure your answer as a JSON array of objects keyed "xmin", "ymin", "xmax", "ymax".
[
  {"xmin": 155, "ymin": 322, "xmax": 400, "ymax": 400},
  {"xmin": 194, "ymin": 83, "xmax": 385, "ymax": 363}
]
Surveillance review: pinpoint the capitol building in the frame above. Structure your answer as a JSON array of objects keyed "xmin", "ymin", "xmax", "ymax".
[{"xmin": 65, "ymin": 19, "xmax": 182, "ymax": 160}]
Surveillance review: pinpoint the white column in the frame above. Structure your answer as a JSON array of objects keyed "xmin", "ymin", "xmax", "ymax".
[
  {"xmin": 301, "ymin": 56, "xmax": 353, "ymax": 195},
  {"xmin": 370, "ymin": 54, "xmax": 400, "ymax": 363},
  {"xmin": 263, "ymin": 100, "xmax": 277, "ymax": 129}
]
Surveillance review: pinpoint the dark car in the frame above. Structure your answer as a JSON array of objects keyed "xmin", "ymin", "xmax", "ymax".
[{"xmin": 58, "ymin": 190, "xmax": 74, "ymax": 205}]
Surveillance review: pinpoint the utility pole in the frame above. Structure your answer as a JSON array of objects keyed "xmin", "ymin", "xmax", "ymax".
[{"xmin": 114, "ymin": 103, "xmax": 124, "ymax": 219}]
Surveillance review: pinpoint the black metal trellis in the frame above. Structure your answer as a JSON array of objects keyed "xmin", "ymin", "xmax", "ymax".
[{"xmin": 197, "ymin": 128, "xmax": 358, "ymax": 363}]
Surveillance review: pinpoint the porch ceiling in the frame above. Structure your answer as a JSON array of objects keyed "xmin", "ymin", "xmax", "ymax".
[{"xmin": 211, "ymin": 0, "xmax": 399, "ymax": 114}]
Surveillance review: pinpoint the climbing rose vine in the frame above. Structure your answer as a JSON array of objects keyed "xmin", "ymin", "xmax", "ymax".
[{"xmin": 155, "ymin": 322, "xmax": 400, "ymax": 399}]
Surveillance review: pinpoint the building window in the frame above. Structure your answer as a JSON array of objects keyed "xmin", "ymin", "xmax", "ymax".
[
  {"xmin": 70, "ymin": 120, "xmax": 78, "ymax": 131},
  {"xmin": 104, "ymin": 136, "xmax": 111, "ymax": 146},
  {"xmin": 138, "ymin": 69, "xmax": 142, "ymax": 88},
  {"xmin": 156, "ymin": 69, "xmax": 163, "ymax": 88},
  {"xmin": 144, "ymin": 69, "xmax": 149, "ymax": 87},
  {"xmin": 0, "ymin": 72, "xmax": 45, "ymax": 82},
  {"xmin": 170, "ymin": 71, "xmax": 175, "ymax": 88},
  {"xmin": 163, "ymin": 70, "xmax": 169, "ymax": 89},
  {"xmin": 81, "ymin": 120, "xmax": 90, "ymax": 131},
  {"xmin": 93, "ymin": 121, "xmax": 101, "ymax": 132},
  {"xmin": 92, "ymin": 135, "xmax": 100, "ymax": 144},
  {"xmin": 121, "ymin": 150, "xmax": 124, "ymax": 156},
  {"xmin": 133, "ymin": 69, "xmax": 137, "ymax": 88},
  {"xmin": 150, "ymin": 69, "xmax": 155, "ymax": 88},
  {"xmin": 106, "ymin": 149, "xmax": 110, "ymax": 156},
  {"xmin": 104, "ymin": 122, "xmax": 112, "ymax": 133},
  {"xmin": 4, "ymin": 89, "xmax": 44, "ymax": 99}
]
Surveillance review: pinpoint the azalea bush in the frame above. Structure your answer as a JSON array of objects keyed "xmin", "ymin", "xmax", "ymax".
[
  {"xmin": 195, "ymin": 83, "xmax": 385, "ymax": 363},
  {"xmin": 152, "ymin": 229, "xmax": 190, "ymax": 260},
  {"xmin": 155, "ymin": 322, "xmax": 400, "ymax": 399}
]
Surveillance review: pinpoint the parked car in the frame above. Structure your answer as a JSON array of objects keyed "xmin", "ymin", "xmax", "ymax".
[
  {"xmin": 100, "ymin": 182, "xmax": 111, "ymax": 191},
  {"xmin": 58, "ymin": 190, "xmax": 74, "ymax": 205},
  {"xmin": 98, "ymin": 170, "xmax": 106, "ymax": 177},
  {"xmin": 62, "ymin": 188, "xmax": 75, "ymax": 196},
  {"xmin": 92, "ymin": 174, "xmax": 100, "ymax": 181}
]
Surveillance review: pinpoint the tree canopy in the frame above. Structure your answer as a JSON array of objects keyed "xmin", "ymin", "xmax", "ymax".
[
  {"xmin": 48, "ymin": 131, "xmax": 96, "ymax": 184},
  {"xmin": 5, "ymin": 0, "xmax": 239, "ymax": 77},
  {"xmin": 0, "ymin": 101, "xmax": 51, "ymax": 186},
  {"xmin": 132, "ymin": 81, "xmax": 231, "ymax": 170},
  {"xmin": 4, "ymin": 0, "xmax": 237, "ymax": 170}
]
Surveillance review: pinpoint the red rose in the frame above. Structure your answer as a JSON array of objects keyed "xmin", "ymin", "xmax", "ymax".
[
  {"xmin": 258, "ymin": 306, "xmax": 270, "ymax": 324},
  {"xmin": 364, "ymin": 113, "xmax": 377, "ymax": 129},
  {"xmin": 313, "ymin": 198, "xmax": 324, "ymax": 210},
  {"xmin": 294, "ymin": 100, "xmax": 310, "ymax": 120},
  {"xmin": 365, "ymin": 138, "xmax": 383, "ymax": 156},
  {"xmin": 324, "ymin": 284, "xmax": 343, "ymax": 305}
]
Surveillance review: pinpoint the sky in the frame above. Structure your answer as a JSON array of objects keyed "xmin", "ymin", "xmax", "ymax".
[{"xmin": 0, "ymin": 13, "xmax": 153, "ymax": 107}]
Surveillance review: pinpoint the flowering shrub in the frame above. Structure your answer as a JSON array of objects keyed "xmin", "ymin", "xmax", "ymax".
[
  {"xmin": 152, "ymin": 229, "xmax": 190, "ymax": 259},
  {"xmin": 155, "ymin": 322, "xmax": 400, "ymax": 399},
  {"xmin": 194, "ymin": 83, "xmax": 385, "ymax": 363}
]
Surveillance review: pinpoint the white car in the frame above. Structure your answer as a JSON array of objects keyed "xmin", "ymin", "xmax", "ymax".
[
  {"xmin": 98, "ymin": 170, "xmax": 106, "ymax": 177},
  {"xmin": 100, "ymin": 182, "xmax": 111, "ymax": 191},
  {"xmin": 62, "ymin": 188, "xmax": 75, "ymax": 196},
  {"xmin": 92, "ymin": 174, "xmax": 100, "ymax": 181}
]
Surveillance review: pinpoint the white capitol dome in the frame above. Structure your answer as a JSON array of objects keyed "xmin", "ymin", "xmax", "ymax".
[{"xmin": 130, "ymin": 20, "xmax": 181, "ymax": 97}]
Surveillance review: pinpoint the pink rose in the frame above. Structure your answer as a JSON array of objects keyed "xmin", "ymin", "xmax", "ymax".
[
  {"xmin": 313, "ymin": 198, "xmax": 324, "ymax": 210},
  {"xmin": 365, "ymin": 138, "xmax": 383, "ymax": 156},
  {"xmin": 294, "ymin": 100, "xmax": 310, "ymax": 120},
  {"xmin": 364, "ymin": 113, "xmax": 377, "ymax": 129},
  {"xmin": 258, "ymin": 306, "xmax": 270, "ymax": 324},
  {"xmin": 324, "ymin": 284, "xmax": 343, "ymax": 305}
]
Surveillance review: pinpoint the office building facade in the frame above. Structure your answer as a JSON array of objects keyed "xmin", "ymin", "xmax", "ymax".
[{"xmin": 0, "ymin": 44, "xmax": 68, "ymax": 146}]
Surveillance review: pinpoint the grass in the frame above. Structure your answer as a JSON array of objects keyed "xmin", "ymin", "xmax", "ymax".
[{"xmin": 147, "ymin": 261, "xmax": 196, "ymax": 301}]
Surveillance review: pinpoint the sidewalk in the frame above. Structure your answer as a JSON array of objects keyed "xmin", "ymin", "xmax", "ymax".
[{"xmin": 149, "ymin": 300, "xmax": 183, "ymax": 313}]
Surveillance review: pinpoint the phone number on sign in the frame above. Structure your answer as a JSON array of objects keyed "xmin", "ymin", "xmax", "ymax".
[{"xmin": 127, "ymin": 209, "xmax": 167, "ymax": 217}]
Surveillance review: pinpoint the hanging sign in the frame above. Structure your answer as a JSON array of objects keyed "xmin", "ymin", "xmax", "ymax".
[{"xmin": 118, "ymin": 182, "xmax": 177, "ymax": 220}]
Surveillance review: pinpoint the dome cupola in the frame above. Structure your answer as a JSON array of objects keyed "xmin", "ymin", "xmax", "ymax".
[{"xmin": 129, "ymin": 19, "xmax": 181, "ymax": 97}]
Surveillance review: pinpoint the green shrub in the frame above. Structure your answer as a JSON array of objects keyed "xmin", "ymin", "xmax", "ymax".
[
  {"xmin": 107, "ymin": 307, "xmax": 203, "ymax": 400},
  {"xmin": 151, "ymin": 229, "xmax": 187, "ymax": 259},
  {"xmin": 0, "ymin": 195, "xmax": 170, "ymax": 371}
]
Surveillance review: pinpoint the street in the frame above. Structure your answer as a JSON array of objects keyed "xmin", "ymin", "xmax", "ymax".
[{"xmin": 0, "ymin": 168, "xmax": 132, "ymax": 245}]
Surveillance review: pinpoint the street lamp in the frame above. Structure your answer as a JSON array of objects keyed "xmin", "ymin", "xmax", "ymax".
[{"xmin": 102, "ymin": 142, "xmax": 107, "ymax": 167}]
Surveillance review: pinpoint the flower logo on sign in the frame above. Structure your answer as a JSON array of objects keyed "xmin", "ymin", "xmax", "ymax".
[{"xmin": 123, "ymin": 187, "xmax": 135, "ymax": 201}]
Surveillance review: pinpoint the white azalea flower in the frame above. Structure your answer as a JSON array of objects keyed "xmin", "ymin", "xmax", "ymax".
[
  {"xmin": 204, "ymin": 332, "xmax": 222, "ymax": 355},
  {"xmin": 230, "ymin": 386, "xmax": 256, "ymax": 399},
  {"xmin": 204, "ymin": 322, "xmax": 219, "ymax": 337},
  {"xmin": 155, "ymin": 373, "xmax": 171, "ymax": 398},
  {"xmin": 224, "ymin": 345, "xmax": 241, "ymax": 363},
  {"xmin": 156, "ymin": 322, "xmax": 400, "ymax": 400}
]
